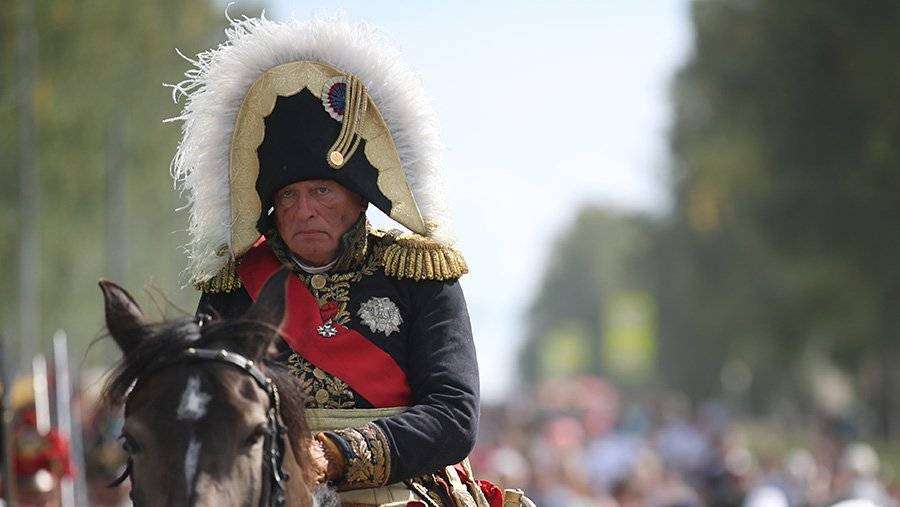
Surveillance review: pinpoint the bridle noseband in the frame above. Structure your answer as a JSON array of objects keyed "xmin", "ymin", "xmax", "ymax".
[{"xmin": 112, "ymin": 347, "xmax": 289, "ymax": 507}]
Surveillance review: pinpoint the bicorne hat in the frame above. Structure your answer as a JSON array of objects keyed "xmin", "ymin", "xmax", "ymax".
[{"xmin": 168, "ymin": 15, "xmax": 458, "ymax": 285}]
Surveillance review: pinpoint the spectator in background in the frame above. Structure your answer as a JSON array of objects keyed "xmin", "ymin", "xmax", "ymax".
[
  {"xmin": 12, "ymin": 407, "xmax": 72, "ymax": 507},
  {"xmin": 472, "ymin": 375, "xmax": 900, "ymax": 507},
  {"xmin": 831, "ymin": 443, "xmax": 896, "ymax": 507}
]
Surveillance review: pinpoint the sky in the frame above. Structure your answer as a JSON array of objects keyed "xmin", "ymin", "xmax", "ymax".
[{"xmin": 267, "ymin": 0, "xmax": 694, "ymax": 400}]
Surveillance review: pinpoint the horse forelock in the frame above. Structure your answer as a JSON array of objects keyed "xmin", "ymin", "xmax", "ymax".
[
  {"xmin": 102, "ymin": 317, "xmax": 202, "ymax": 408},
  {"xmin": 102, "ymin": 315, "xmax": 311, "ymax": 480}
]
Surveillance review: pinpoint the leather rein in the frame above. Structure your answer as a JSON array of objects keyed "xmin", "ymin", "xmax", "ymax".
[{"xmin": 111, "ymin": 346, "xmax": 290, "ymax": 506}]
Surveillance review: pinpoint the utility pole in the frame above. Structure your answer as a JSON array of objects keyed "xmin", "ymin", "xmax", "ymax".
[
  {"xmin": 18, "ymin": 0, "xmax": 41, "ymax": 364},
  {"xmin": 53, "ymin": 331, "xmax": 78, "ymax": 507},
  {"xmin": 0, "ymin": 334, "xmax": 18, "ymax": 506}
]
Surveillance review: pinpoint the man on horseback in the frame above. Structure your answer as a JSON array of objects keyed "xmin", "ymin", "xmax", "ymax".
[{"xmin": 170, "ymin": 15, "xmax": 507, "ymax": 506}]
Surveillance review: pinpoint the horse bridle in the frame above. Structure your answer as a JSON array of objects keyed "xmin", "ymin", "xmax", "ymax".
[{"xmin": 112, "ymin": 346, "xmax": 290, "ymax": 507}]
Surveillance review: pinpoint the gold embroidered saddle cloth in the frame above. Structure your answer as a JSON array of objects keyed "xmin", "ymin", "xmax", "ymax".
[{"xmin": 307, "ymin": 407, "xmax": 495, "ymax": 507}]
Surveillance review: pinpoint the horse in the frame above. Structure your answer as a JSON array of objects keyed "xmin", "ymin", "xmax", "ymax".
[{"xmin": 98, "ymin": 270, "xmax": 333, "ymax": 506}]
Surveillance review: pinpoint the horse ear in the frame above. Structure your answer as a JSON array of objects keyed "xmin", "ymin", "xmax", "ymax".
[
  {"xmin": 239, "ymin": 268, "xmax": 290, "ymax": 359},
  {"xmin": 99, "ymin": 279, "xmax": 147, "ymax": 354},
  {"xmin": 244, "ymin": 268, "xmax": 289, "ymax": 328}
]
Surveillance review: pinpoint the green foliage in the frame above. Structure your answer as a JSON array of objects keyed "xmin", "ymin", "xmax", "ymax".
[
  {"xmin": 0, "ymin": 1, "xmax": 260, "ymax": 364},
  {"xmin": 669, "ymin": 0, "xmax": 899, "ymax": 386},
  {"xmin": 525, "ymin": 0, "xmax": 900, "ymax": 432},
  {"xmin": 665, "ymin": 0, "xmax": 900, "ymax": 423},
  {"xmin": 521, "ymin": 208, "xmax": 659, "ymax": 385}
]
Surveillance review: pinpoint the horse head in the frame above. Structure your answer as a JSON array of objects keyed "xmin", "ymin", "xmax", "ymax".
[{"xmin": 99, "ymin": 270, "xmax": 321, "ymax": 506}]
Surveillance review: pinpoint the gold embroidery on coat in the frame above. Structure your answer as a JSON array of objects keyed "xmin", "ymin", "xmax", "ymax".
[
  {"xmin": 287, "ymin": 355, "xmax": 355, "ymax": 409},
  {"xmin": 333, "ymin": 423, "xmax": 391, "ymax": 489},
  {"xmin": 195, "ymin": 258, "xmax": 242, "ymax": 293},
  {"xmin": 296, "ymin": 231, "xmax": 385, "ymax": 325}
]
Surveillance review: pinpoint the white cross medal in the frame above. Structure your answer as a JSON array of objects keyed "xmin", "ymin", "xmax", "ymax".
[{"xmin": 317, "ymin": 321, "xmax": 339, "ymax": 338}]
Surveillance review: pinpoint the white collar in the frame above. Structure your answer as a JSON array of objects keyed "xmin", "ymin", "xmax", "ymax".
[{"xmin": 292, "ymin": 255, "xmax": 337, "ymax": 274}]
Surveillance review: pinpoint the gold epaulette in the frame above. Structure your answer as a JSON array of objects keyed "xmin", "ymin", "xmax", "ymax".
[
  {"xmin": 194, "ymin": 259, "xmax": 242, "ymax": 293},
  {"xmin": 380, "ymin": 232, "xmax": 468, "ymax": 281}
]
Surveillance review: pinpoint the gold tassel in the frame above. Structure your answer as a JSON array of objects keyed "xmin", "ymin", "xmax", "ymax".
[
  {"xmin": 381, "ymin": 234, "xmax": 468, "ymax": 281},
  {"xmin": 194, "ymin": 259, "xmax": 242, "ymax": 293}
]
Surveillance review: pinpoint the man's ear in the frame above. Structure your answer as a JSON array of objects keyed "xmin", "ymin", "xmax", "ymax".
[{"xmin": 99, "ymin": 279, "xmax": 147, "ymax": 354}]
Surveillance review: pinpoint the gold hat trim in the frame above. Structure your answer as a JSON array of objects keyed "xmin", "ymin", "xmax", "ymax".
[{"xmin": 228, "ymin": 61, "xmax": 427, "ymax": 260}]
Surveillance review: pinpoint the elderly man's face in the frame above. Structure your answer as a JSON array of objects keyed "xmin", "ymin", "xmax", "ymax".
[{"xmin": 274, "ymin": 179, "xmax": 366, "ymax": 266}]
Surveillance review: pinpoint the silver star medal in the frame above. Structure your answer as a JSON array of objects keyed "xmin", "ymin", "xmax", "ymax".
[
  {"xmin": 317, "ymin": 321, "xmax": 338, "ymax": 338},
  {"xmin": 358, "ymin": 297, "xmax": 403, "ymax": 337}
]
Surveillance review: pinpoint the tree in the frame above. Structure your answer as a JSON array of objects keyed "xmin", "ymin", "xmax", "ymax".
[
  {"xmin": 523, "ymin": 1, "xmax": 900, "ymax": 436},
  {"xmin": 667, "ymin": 0, "xmax": 900, "ymax": 432},
  {"xmin": 0, "ymin": 1, "xmax": 253, "ymax": 365},
  {"xmin": 521, "ymin": 207, "xmax": 660, "ymax": 386}
]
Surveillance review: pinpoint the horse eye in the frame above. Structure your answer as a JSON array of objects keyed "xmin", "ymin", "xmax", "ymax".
[
  {"xmin": 120, "ymin": 433, "xmax": 141, "ymax": 455},
  {"xmin": 241, "ymin": 425, "xmax": 270, "ymax": 449}
]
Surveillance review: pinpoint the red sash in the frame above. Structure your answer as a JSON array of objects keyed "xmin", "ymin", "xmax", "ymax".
[{"xmin": 237, "ymin": 239, "xmax": 412, "ymax": 407}]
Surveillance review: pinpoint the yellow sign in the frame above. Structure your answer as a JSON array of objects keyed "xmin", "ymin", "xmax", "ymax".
[
  {"xmin": 603, "ymin": 292, "xmax": 657, "ymax": 383},
  {"xmin": 540, "ymin": 320, "xmax": 591, "ymax": 378}
]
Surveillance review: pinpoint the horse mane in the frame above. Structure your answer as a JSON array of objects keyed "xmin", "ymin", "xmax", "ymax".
[{"xmin": 102, "ymin": 317, "xmax": 309, "ymax": 455}]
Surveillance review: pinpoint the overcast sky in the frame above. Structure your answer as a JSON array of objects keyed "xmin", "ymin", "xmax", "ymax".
[{"xmin": 267, "ymin": 0, "xmax": 693, "ymax": 400}]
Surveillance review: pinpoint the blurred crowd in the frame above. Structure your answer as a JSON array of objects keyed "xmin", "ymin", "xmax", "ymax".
[
  {"xmin": 471, "ymin": 377, "xmax": 899, "ymax": 507},
  {"xmin": 4, "ymin": 372, "xmax": 900, "ymax": 506}
]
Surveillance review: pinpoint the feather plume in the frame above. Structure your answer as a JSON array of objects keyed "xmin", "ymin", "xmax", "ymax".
[{"xmin": 168, "ymin": 13, "xmax": 453, "ymax": 284}]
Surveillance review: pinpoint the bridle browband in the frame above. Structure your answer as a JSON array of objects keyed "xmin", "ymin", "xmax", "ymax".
[{"xmin": 112, "ymin": 346, "xmax": 290, "ymax": 507}]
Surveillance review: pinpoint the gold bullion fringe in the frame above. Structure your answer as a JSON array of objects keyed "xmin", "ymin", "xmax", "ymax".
[
  {"xmin": 382, "ymin": 234, "xmax": 468, "ymax": 281},
  {"xmin": 194, "ymin": 259, "xmax": 242, "ymax": 293}
]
